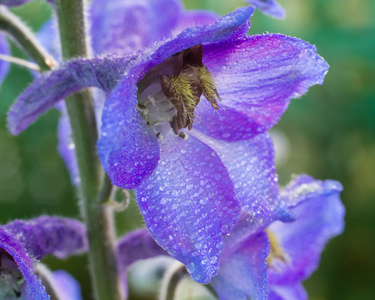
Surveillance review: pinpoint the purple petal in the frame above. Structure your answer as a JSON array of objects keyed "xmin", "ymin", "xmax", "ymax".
[
  {"xmin": 0, "ymin": 0, "xmax": 32, "ymax": 6},
  {"xmin": 195, "ymin": 34, "xmax": 329, "ymax": 141},
  {"xmin": 134, "ymin": 132, "xmax": 241, "ymax": 283},
  {"xmin": 211, "ymin": 231, "xmax": 269, "ymax": 300},
  {"xmin": 97, "ymin": 82, "xmax": 160, "ymax": 189},
  {"xmin": 267, "ymin": 176, "xmax": 345, "ymax": 284},
  {"xmin": 245, "ymin": 0, "xmax": 286, "ymax": 19},
  {"xmin": 8, "ymin": 55, "xmax": 131, "ymax": 135},
  {"xmin": 117, "ymin": 228, "xmax": 167, "ymax": 272},
  {"xmin": 191, "ymin": 130, "xmax": 291, "ymax": 225},
  {"xmin": 174, "ymin": 10, "xmax": 219, "ymax": 33},
  {"xmin": 0, "ymin": 228, "xmax": 49, "ymax": 299},
  {"xmin": 57, "ymin": 106, "xmax": 80, "ymax": 185},
  {"xmin": 90, "ymin": 0, "xmax": 183, "ymax": 56},
  {"xmin": 269, "ymin": 283, "xmax": 308, "ymax": 300},
  {"xmin": 3, "ymin": 216, "xmax": 87, "ymax": 259},
  {"xmin": 279, "ymin": 174, "xmax": 343, "ymax": 207},
  {"xmin": 52, "ymin": 270, "xmax": 82, "ymax": 300},
  {"xmin": 0, "ymin": 34, "xmax": 10, "ymax": 84},
  {"xmin": 116, "ymin": 228, "xmax": 167, "ymax": 297}
]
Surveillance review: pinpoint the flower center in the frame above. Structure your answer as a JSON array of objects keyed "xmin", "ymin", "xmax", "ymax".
[
  {"xmin": 137, "ymin": 44, "xmax": 221, "ymax": 138},
  {"xmin": 0, "ymin": 249, "xmax": 24, "ymax": 298}
]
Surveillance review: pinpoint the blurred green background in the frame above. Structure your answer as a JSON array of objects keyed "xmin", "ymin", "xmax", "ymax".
[{"xmin": 0, "ymin": 0, "xmax": 374, "ymax": 299}]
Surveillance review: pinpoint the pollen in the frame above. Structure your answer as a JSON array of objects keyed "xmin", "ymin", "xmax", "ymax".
[{"xmin": 198, "ymin": 65, "xmax": 221, "ymax": 109}]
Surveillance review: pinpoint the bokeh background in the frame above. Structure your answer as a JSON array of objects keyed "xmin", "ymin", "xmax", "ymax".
[{"xmin": 0, "ymin": 0, "xmax": 374, "ymax": 299}]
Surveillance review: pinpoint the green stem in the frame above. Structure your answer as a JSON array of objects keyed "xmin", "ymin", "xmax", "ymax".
[
  {"xmin": 0, "ymin": 6, "xmax": 56, "ymax": 71},
  {"xmin": 54, "ymin": 1, "xmax": 122, "ymax": 299},
  {"xmin": 159, "ymin": 263, "xmax": 188, "ymax": 300}
]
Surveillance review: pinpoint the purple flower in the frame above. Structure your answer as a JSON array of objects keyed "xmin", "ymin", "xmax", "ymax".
[
  {"xmin": 211, "ymin": 175, "xmax": 345, "ymax": 299},
  {"xmin": 116, "ymin": 175, "xmax": 344, "ymax": 299},
  {"xmin": 8, "ymin": 3, "xmax": 328, "ymax": 283},
  {"xmin": 245, "ymin": 0, "xmax": 286, "ymax": 19},
  {"xmin": 0, "ymin": 216, "xmax": 87, "ymax": 299}
]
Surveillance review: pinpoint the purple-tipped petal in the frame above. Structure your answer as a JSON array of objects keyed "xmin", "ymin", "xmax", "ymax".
[
  {"xmin": 0, "ymin": 34, "xmax": 10, "ymax": 84},
  {"xmin": 8, "ymin": 55, "xmax": 131, "ymax": 135},
  {"xmin": 3, "ymin": 216, "xmax": 87, "ymax": 259},
  {"xmin": 245, "ymin": 0, "xmax": 286, "ymax": 19},
  {"xmin": 191, "ymin": 131, "xmax": 291, "ymax": 225},
  {"xmin": 0, "ymin": 228, "xmax": 49, "ymax": 299},
  {"xmin": 269, "ymin": 283, "xmax": 308, "ymax": 300},
  {"xmin": 195, "ymin": 34, "xmax": 329, "ymax": 141},
  {"xmin": 52, "ymin": 270, "xmax": 82, "ymax": 300},
  {"xmin": 134, "ymin": 132, "xmax": 241, "ymax": 283},
  {"xmin": 268, "ymin": 176, "xmax": 345, "ymax": 284},
  {"xmin": 211, "ymin": 232, "xmax": 269, "ymax": 300},
  {"xmin": 90, "ymin": 0, "xmax": 183, "ymax": 55}
]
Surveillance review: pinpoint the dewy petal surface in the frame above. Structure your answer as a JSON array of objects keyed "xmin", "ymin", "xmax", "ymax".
[
  {"xmin": 191, "ymin": 131, "xmax": 290, "ymax": 225},
  {"xmin": 195, "ymin": 34, "xmax": 329, "ymax": 141},
  {"xmin": 211, "ymin": 232, "xmax": 270, "ymax": 300},
  {"xmin": 134, "ymin": 133, "xmax": 240, "ymax": 283},
  {"xmin": 3, "ymin": 216, "xmax": 88, "ymax": 259},
  {"xmin": 97, "ymin": 79, "xmax": 160, "ymax": 189},
  {"xmin": 8, "ymin": 56, "xmax": 132, "ymax": 135},
  {"xmin": 245, "ymin": 0, "xmax": 286, "ymax": 19},
  {"xmin": 90, "ymin": 0, "xmax": 183, "ymax": 56},
  {"xmin": 0, "ymin": 228, "xmax": 49, "ymax": 299},
  {"xmin": 268, "ymin": 175, "xmax": 345, "ymax": 285}
]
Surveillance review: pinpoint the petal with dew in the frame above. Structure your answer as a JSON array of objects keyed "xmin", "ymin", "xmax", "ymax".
[
  {"xmin": 195, "ymin": 34, "xmax": 329, "ymax": 141},
  {"xmin": 97, "ymin": 78, "xmax": 160, "ymax": 189},
  {"xmin": 135, "ymin": 132, "xmax": 241, "ymax": 283},
  {"xmin": 191, "ymin": 130, "xmax": 291, "ymax": 225}
]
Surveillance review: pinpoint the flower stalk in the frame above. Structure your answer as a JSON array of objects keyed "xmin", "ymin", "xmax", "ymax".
[{"xmin": 54, "ymin": 0, "xmax": 122, "ymax": 299}]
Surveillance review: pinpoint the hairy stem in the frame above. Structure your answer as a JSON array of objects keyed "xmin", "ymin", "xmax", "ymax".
[
  {"xmin": 54, "ymin": 1, "xmax": 122, "ymax": 299},
  {"xmin": 0, "ymin": 6, "xmax": 56, "ymax": 71}
]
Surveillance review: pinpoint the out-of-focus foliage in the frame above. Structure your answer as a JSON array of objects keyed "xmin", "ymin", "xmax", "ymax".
[{"xmin": 0, "ymin": 0, "xmax": 374, "ymax": 299}]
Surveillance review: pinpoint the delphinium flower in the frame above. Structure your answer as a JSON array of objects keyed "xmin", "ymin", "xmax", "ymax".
[
  {"xmin": 245, "ymin": 0, "xmax": 286, "ymax": 19},
  {"xmin": 115, "ymin": 175, "xmax": 344, "ymax": 299},
  {"xmin": 0, "ymin": 216, "xmax": 87, "ymax": 299},
  {"xmin": 8, "ymin": 3, "xmax": 329, "ymax": 284}
]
